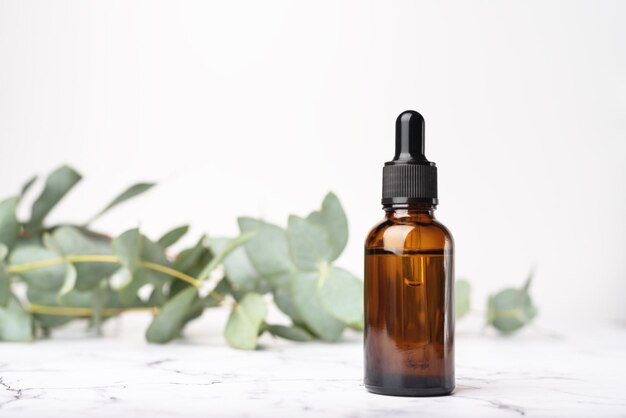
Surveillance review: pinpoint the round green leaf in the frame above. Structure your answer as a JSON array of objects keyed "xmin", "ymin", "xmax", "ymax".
[
  {"xmin": 112, "ymin": 228, "xmax": 142, "ymax": 272},
  {"xmin": 0, "ymin": 294, "xmax": 33, "ymax": 342},
  {"xmin": 291, "ymin": 271, "xmax": 345, "ymax": 342},
  {"xmin": 224, "ymin": 292, "xmax": 268, "ymax": 350},
  {"xmin": 306, "ymin": 192, "xmax": 348, "ymax": 261},
  {"xmin": 10, "ymin": 245, "xmax": 67, "ymax": 291},
  {"xmin": 238, "ymin": 218, "xmax": 294, "ymax": 278},
  {"xmin": 53, "ymin": 226, "xmax": 118, "ymax": 290},
  {"xmin": 487, "ymin": 285, "xmax": 538, "ymax": 335},
  {"xmin": 317, "ymin": 266, "xmax": 363, "ymax": 327},
  {"xmin": 272, "ymin": 284, "xmax": 304, "ymax": 323},
  {"xmin": 211, "ymin": 238, "xmax": 268, "ymax": 293},
  {"xmin": 287, "ymin": 216, "xmax": 333, "ymax": 271}
]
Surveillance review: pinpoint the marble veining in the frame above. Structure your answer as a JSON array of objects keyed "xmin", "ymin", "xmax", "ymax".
[{"xmin": 1, "ymin": 310, "xmax": 625, "ymax": 417}]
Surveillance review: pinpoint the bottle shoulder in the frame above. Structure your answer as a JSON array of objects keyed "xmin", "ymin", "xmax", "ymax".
[{"xmin": 365, "ymin": 216, "xmax": 453, "ymax": 253}]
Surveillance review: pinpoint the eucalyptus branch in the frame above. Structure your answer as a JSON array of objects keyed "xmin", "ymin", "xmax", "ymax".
[{"xmin": 0, "ymin": 165, "xmax": 368, "ymax": 348}]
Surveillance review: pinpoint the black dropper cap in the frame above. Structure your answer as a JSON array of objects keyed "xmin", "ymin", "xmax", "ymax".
[{"xmin": 382, "ymin": 110, "xmax": 438, "ymax": 206}]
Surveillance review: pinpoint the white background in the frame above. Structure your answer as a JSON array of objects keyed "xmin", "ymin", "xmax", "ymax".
[{"xmin": 1, "ymin": 0, "xmax": 625, "ymax": 322}]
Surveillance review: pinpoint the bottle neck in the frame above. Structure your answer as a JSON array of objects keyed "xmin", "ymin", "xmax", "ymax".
[{"xmin": 383, "ymin": 202, "xmax": 436, "ymax": 220}]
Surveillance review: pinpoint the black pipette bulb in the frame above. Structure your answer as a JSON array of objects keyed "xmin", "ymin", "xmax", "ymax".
[
  {"xmin": 394, "ymin": 110, "xmax": 428, "ymax": 163},
  {"xmin": 382, "ymin": 110, "xmax": 438, "ymax": 205}
]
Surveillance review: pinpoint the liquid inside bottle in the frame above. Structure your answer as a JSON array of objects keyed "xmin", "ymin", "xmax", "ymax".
[{"xmin": 364, "ymin": 242, "xmax": 454, "ymax": 395}]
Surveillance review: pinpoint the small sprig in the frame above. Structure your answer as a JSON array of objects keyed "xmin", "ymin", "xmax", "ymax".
[{"xmin": 455, "ymin": 273, "xmax": 539, "ymax": 335}]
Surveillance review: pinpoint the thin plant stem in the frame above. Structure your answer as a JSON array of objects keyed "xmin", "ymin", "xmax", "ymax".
[
  {"xmin": 27, "ymin": 304, "xmax": 160, "ymax": 317},
  {"xmin": 137, "ymin": 260, "xmax": 201, "ymax": 288},
  {"xmin": 8, "ymin": 255, "xmax": 116, "ymax": 273},
  {"xmin": 9, "ymin": 255, "xmax": 202, "ymax": 287},
  {"xmin": 7, "ymin": 254, "xmax": 226, "ymax": 303}
]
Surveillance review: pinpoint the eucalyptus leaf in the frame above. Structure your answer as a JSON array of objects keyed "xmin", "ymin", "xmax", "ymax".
[
  {"xmin": 0, "ymin": 252, "xmax": 10, "ymax": 307},
  {"xmin": 58, "ymin": 263, "xmax": 78, "ymax": 298},
  {"xmin": 147, "ymin": 285, "xmax": 167, "ymax": 306},
  {"xmin": 272, "ymin": 285, "xmax": 304, "ymax": 323},
  {"xmin": 306, "ymin": 192, "xmax": 348, "ymax": 261},
  {"xmin": 173, "ymin": 236, "xmax": 208, "ymax": 274},
  {"xmin": 112, "ymin": 228, "xmax": 142, "ymax": 272},
  {"xmin": 265, "ymin": 271, "xmax": 292, "ymax": 289},
  {"xmin": 317, "ymin": 266, "xmax": 364, "ymax": 327},
  {"xmin": 168, "ymin": 237, "xmax": 212, "ymax": 298},
  {"xmin": 20, "ymin": 175, "xmax": 38, "ymax": 198},
  {"xmin": 0, "ymin": 294, "xmax": 33, "ymax": 342},
  {"xmin": 119, "ymin": 234, "xmax": 174, "ymax": 305},
  {"xmin": 455, "ymin": 279, "xmax": 471, "ymax": 319},
  {"xmin": 42, "ymin": 232, "xmax": 63, "ymax": 254},
  {"xmin": 238, "ymin": 218, "xmax": 295, "ymax": 279},
  {"xmin": 146, "ymin": 286, "xmax": 198, "ymax": 343},
  {"xmin": 290, "ymin": 271, "xmax": 345, "ymax": 342},
  {"xmin": 287, "ymin": 216, "xmax": 333, "ymax": 271},
  {"xmin": 27, "ymin": 287, "xmax": 76, "ymax": 329},
  {"xmin": 115, "ymin": 270, "xmax": 155, "ymax": 307},
  {"xmin": 52, "ymin": 226, "xmax": 118, "ymax": 290},
  {"xmin": 140, "ymin": 235, "xmax": 172, "ymax": 273},
  {"xmin": 183, "ymin": 278, "xmax": 227, "ymax": 324},
  {"xmin": 197, "ymin": 232, "xmax": 255, "ymax": 281},
  {"xmin": 90, "ymin": 281, "xmax": 108, "ymax": 333},
  {"xmin": 87, "ymin": 182, "xmax": 155, "ymax": 225},
  {"xmin": 158, "ymin": 225, "xmax": 189, "ymax": 248},
  {"xmin": 29, "ymin": 165, "xmax": 82, "ymax": 231},
  {"xmin": 224, "ymin": 292, "xmax": 267, "ymax": 350},
  {"xmin": 0, "ymin": 197, "xmax": 20, "ymax": 249},
  {"xmin": 211, "ymin": 237, "xmax": 267, "ymax": 293},
  {"xmin": 0, "ymin": 286, "xmax": 8, "ymax": 313},
  {"xmin": 266, "ymin": 324, "xmax": 314, "ymax": 342},
  {"xmin": 487, "ymin": 275, "xmax": 537, "ymax": 334},
  {"xmin": 10, "ymin": 245, "xmax": 67, "ymax": 291},
  {"xmin": 29, "ymin": 286, "xmax": 93, "ymax": 309}
]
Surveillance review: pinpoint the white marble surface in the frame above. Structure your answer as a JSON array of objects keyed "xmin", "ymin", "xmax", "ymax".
[{"xmin": 1, "ymin": 309, "xmax": 625, "ymax": 417}]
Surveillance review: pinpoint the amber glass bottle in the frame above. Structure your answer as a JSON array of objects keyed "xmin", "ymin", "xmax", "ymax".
[{"xmin": 364, "ymin": 111, "xmax": 454, "ymax": 396}]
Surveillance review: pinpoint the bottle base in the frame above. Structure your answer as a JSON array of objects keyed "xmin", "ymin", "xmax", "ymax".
[
  {"xmin": 364, "ymin": 373, "xmax": 454, "ymax": 397},
  {"xmin": 365, "ymin": 384, "xmax": 454, "ymax": 397}
]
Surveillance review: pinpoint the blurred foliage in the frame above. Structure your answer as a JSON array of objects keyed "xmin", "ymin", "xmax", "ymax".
[
  {"xmin": 456, "ymin": 273, "xmax": 538, "ymax": 335},
  {"xmin": 0, "ymin": 165, "xmax": 535, "ymax": 348},
  {"xmin": 0, "ymin": 166, "xmax": 362, "ymax": 349},
  {"xmin": 486, "ymin": 273, "xmax": 538, "ymax": 334}
]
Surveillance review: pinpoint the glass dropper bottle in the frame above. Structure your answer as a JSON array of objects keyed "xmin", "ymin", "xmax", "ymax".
[{"xmin": 364, "ymin": 110, "xmax": 455, "ymax": 396}]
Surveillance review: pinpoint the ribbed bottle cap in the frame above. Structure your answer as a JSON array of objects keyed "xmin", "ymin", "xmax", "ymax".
[{"xmin": 382, "ymin": 110, "xmax": 438, "ymax": 205}]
